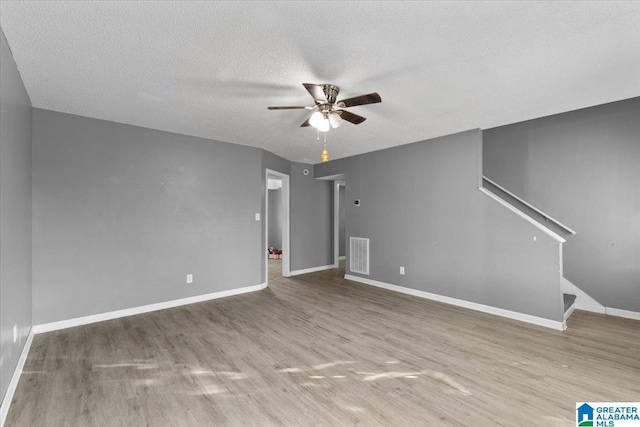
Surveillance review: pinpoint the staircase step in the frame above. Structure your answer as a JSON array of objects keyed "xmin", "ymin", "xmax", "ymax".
[{"xmin": 564, "ymin": 293, "xmax": 577, "ymax": 313}]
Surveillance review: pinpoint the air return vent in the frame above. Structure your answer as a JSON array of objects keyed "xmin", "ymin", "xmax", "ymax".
[{"xmin": 350, "ymin": 237, "xmax": 370, "ymax": 275}]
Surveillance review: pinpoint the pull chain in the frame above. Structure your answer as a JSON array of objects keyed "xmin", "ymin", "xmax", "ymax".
[
  {"xmin": 316, "ymin": 128, "xmax": 327, "ymax": 144},
  {"xmin": 321, "ymin": 142, "xmax": 329, "ymax": 162},
  {"xmin": 317, "ymin": 125, "xmax": 328, "ymax": 162}
]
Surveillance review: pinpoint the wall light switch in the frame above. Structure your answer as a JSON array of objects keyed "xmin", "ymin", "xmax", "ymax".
[
  {"xmin": 400, "ymin": 266, "xmax": 405, "ymax": 275},
  {"xmin": 186, "ymin": 274, "xmax": 193, "ymax": 284},
  {"xmin": 255, "ymin": 213, "xmax": 260, "ymax": 221}
]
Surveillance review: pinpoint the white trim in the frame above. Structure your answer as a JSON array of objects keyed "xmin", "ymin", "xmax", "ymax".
[
  {"xmin": 33, "ymin": 282, "xmax": 267, "ymax": 334},
  {"xmin": 266, "ymin": 169, "xmax": 290, "ymax": 280},
  {"xmin": 605, "ymin": 307, "xmax": 640, "ymax": 321},
  {"xmin": 289, "ymin": 264, "xmax": 335, "ymax": 276},
  {"xmin": 1, "ymin": 328, "xmax": 34, "ymax": 427},
  {"xmin": 339, "ymin": 256, "xmax": 346, "ymax": 260},
  {"xmin": 564, "ymin": 302, "xmax": 577, "ymax": 322},
  {"xmin": 558, "ymin": 244, "xmax": 564, "ymax": 317},
  {"xmin": 478, "ymin": 187, "xmax": 566, "ymax": 243},
  {"xmin": 482, "ymin": 176, "xmax": 577, "ymax": 235},
  {"xmin": 571, "ymin": 305, "xmax": 638, "ymax": 319},
  {"xmin": 315, "ymin": 173, "xmax": 345, "ymax": 181},
  {"xmin": 344, "ymin": 274, "xmax": 565, "ymax": 331},
  {"xmin": 576, "ymin": 304, "xmax": 606, "ymax": 314}
]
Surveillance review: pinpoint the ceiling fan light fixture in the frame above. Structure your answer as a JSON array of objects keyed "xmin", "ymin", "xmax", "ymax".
[
  {"xmin": 329, "ymin": 112, "xmax": 343, "ymax": 128},
  {"xmin": 309, "ymin": 111, "xmax": 324, "ymax": 129},
  {"xmin": 317, "ymin": 118, "xmax": 330, "ymax": 132}
]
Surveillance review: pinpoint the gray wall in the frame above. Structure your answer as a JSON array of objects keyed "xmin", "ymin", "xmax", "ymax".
[
  {"xmin": 32, "ymin": 109, "xmax": 264, "ymax": 324},
  {"xmin": 484, "ymin": 97, "xmax": 640, "ymax": 312},
  {"xmin": 262, "ymin": 150, "xmax": 291, "ymax": 177},
  {"xmin": 290, "ymin": 163, "xmax": 333, "ymax": 272},
  {"xmin": 0, "ymin": 29, "xmax": 32, "ymax": 404},
  {"xmin": 316, "ymin": 130, "xmax": 563, "ymax": 322},
  {"xmin": 268, "ymin": 188, "xmax": 282, "ymax": 249},
  {"xmin": 339, "ymin": 185, "xmax": 345, "ymax": 257}
]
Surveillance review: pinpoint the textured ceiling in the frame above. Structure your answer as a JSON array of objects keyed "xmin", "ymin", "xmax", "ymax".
[{"xmin": 1, "ymin": 1, "xmax": 639, "ymax": 163}]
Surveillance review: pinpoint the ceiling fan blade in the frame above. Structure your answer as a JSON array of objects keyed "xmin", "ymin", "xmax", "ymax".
[
  {"xmin": 303, "ymin": 83, "xmax": 328, "ymax": 104},
  {"xmin": 300, "ymin": 117, "xmax": 312, "ymax": 127},
  {"xmin": 337, "ymin": 110, "xmax": 366, "ymax": 125},
  {"xmin": 337, "ymin": 92, "xmax": 381, "ymax": 108},
  {"xmin": 268, "ymin": 106, "xmax": 312, "ymax": 110}
]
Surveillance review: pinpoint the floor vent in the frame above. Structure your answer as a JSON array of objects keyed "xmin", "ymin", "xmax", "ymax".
[{"xmin": 350, "ymin": 237, "xmax": 370, "ymax": 275}]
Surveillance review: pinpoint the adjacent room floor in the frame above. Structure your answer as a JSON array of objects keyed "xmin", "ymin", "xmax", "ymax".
[{"xmin": 6, "ymin": 263, "xmax": 640, "ymax": 426}]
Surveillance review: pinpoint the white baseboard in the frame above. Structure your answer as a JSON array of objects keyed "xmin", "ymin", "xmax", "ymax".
[
  {"xmin": 344, "ymin": 274, "xmax": 565, "ymax": 331},
  {"xmin": 33, "ymin": 282, "xmax": 268, "ymax": 334},
  {"xmin": 606, "ymin": 307, "xmax": 640, "ymax": 321},
  {"xmin": 564, "ymin": 303, "xmax": 577, "ymax": 322},
  {"xmin": 1, "ymin": 328, "xmax": 34, "ymax": 427},
  {"xmin": 289, "ymin": 264, "xmax": 335, "ymax": 276},
  {"xmin": 576, "ymin": 303, "xmax": 606, "ymax": 314},
  {"xmin": 339, "ymin": 256, "xmax": 346, "ymax": 260},
  {"xmin": 574, "ymin": 305, "xmax": 639, "ymax": 320}
]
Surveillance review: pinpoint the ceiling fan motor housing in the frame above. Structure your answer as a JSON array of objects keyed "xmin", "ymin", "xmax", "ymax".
[{"xmin": 321, "ymin": 84, "xmax": 340, "ymax": 104}]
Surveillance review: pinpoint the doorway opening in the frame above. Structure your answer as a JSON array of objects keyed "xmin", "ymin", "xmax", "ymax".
[
  {"xmin": 265, "ymin": 169, "xmax": 290, "ymax": 282},
  {"xmin": 333, "ymin": 180, "xmax": 346, "ymax": 269}
]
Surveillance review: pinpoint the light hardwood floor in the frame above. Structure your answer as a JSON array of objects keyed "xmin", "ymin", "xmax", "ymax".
[
  {"xmin": 6, "ymin": 261, "xmax": 640, "ymax": 426},
  {"xmin": 268, "ymin": 257, "xmax": 284, "ymax": 282}
]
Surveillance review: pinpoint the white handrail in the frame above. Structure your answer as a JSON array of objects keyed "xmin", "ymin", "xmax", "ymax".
[
  {"xmin": 478, "ymin": 187, "xmax": 566, "ymax": 243},
  {"xmin": 482, "ymin": 176, "xmax": 577, "ymax": 235}
]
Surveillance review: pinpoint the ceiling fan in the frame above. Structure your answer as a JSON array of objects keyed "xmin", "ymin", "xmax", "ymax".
[{"xmin": 268, "ymin": 83, "xmax": 381, "ymax": 131}]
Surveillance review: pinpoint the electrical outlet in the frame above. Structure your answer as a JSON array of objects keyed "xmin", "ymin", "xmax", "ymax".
[
  {"xmin": 400, "ymin": 266, "xmax": 405, "ymax": 275},
  {"xmin": 186, "ymin": 274, "xmax": 193, "ymax": 284},
  {"xmin": 13, "ymin": 324, "xmax": 18, "ymax": 343},
  {"xmin": 255, "ymin": 213, "xmax": 260, "ymax": 221}
]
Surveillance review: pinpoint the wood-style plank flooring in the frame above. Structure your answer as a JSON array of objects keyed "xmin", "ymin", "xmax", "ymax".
[{"xmin": 6, "ymin": 260, "xmax": 640, "ymax": 426}]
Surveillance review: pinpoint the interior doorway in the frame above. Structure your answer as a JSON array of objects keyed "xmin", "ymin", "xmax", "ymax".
[
  {"xmin": 333, "ymin": 180, "xmax": 346, "ymax": 268},
  {"xmin": 265, "ymin": 169, "xmax": 290, "ymax": 282}
]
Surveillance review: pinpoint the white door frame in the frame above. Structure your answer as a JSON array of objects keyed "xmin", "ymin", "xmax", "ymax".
[
  {"xmin": 265, "ymin": 169, "xmax": 290, "ymax": 281},
  {"xmin": 333, "ymin": 180, "xmax": 345, "ymax": 268}
]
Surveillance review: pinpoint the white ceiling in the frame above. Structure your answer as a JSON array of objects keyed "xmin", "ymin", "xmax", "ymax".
[{"xmin": 1, "ymin": 1, "xmax": 639, "ymax": 163}]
